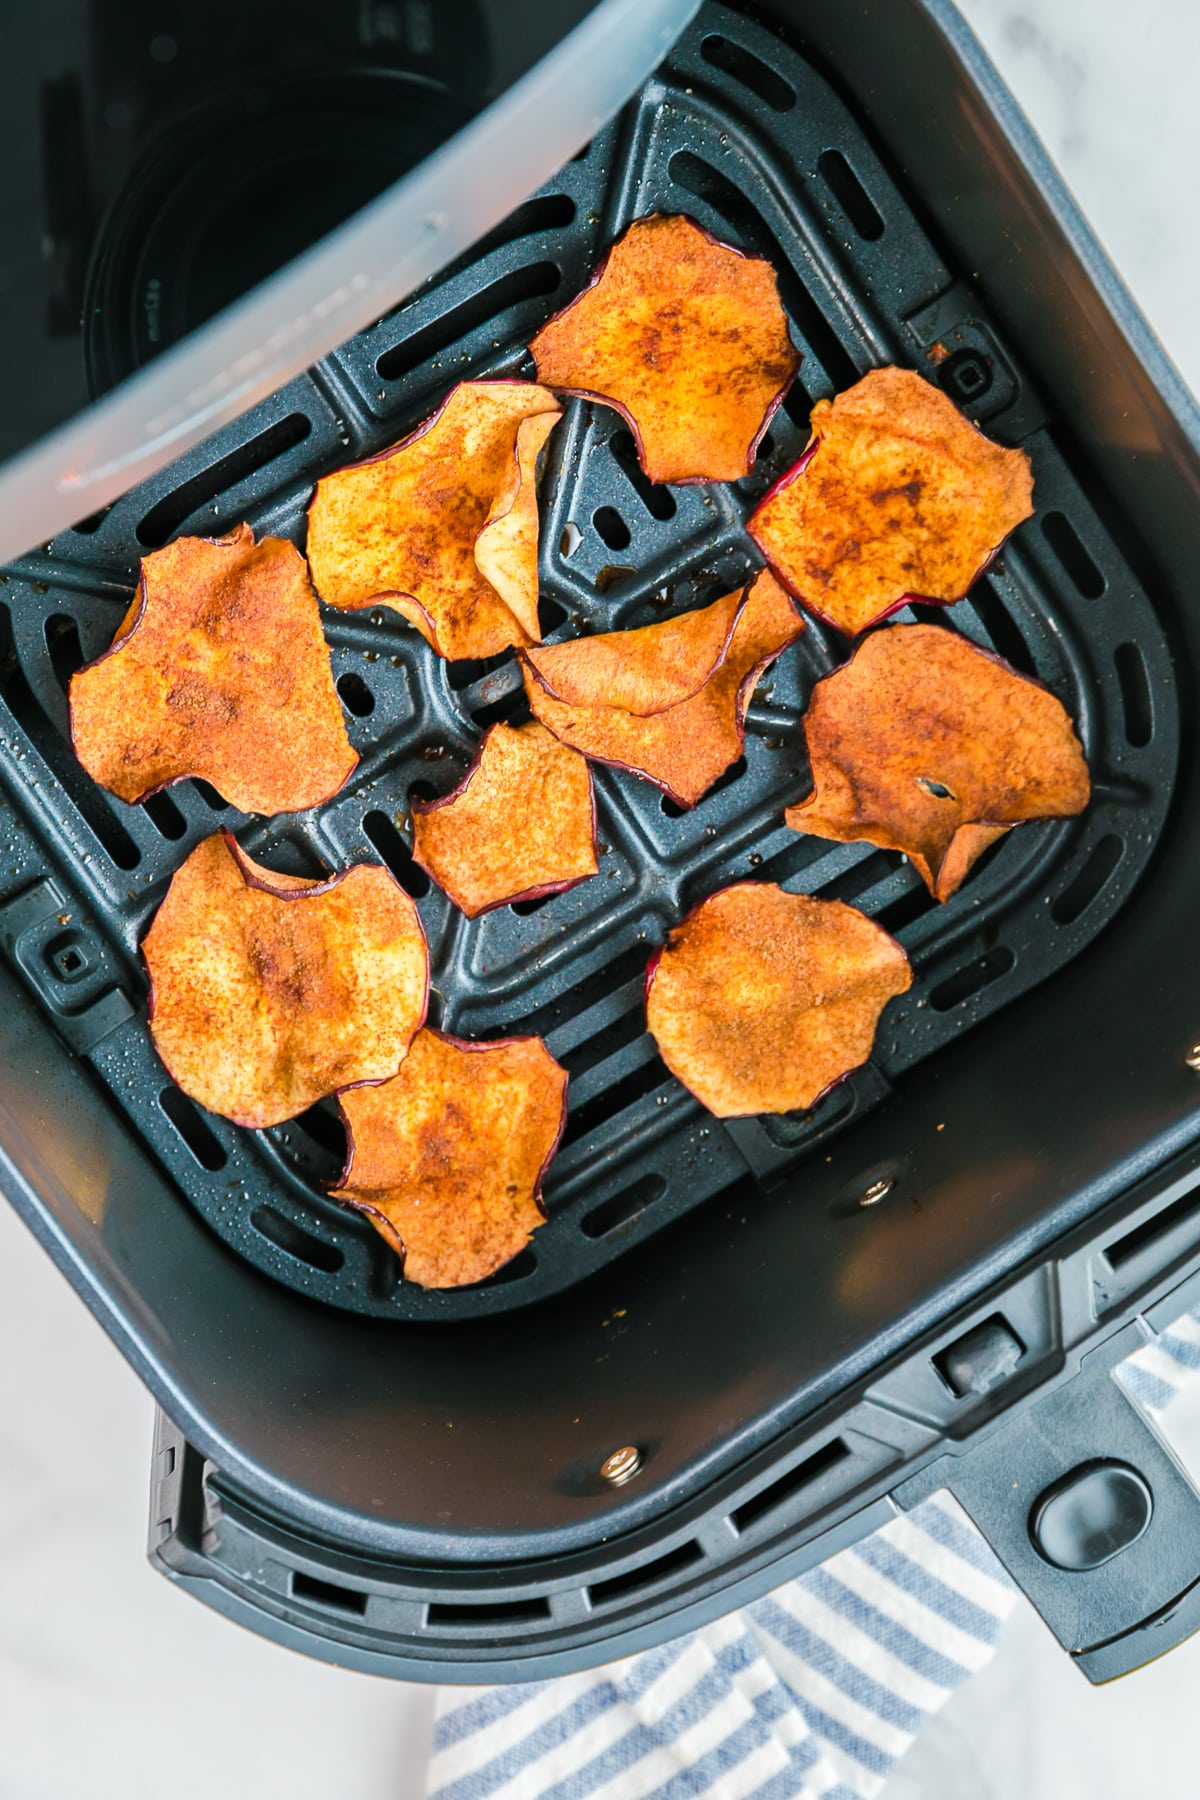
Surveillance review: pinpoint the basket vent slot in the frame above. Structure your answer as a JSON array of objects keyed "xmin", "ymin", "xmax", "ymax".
[
  {"xmin": 593, "ymin": 506, "xmax": 632, "ymax": 551},
  {"xmin": 44, "ymin": 612, "xmax": 86, "ymax": 693},
  {"xmin": 818, "ymin": 150, "xmax": 884, "ymax": 240},
  {"xmin": 609, "ymin": 429, "xmax": 677, "ymax": 520},
  {"xmin": 875, "ymin": 878, "xmax": 937, "ymax": 935},
  {"xmin": 1042, "ymin": 512, "xmax": 1104, "ymax": 599},
  {"xmin": 472, "ymin": 1247, "xmax": 538, "ymax": 1288},
  {"xmin": 732, "ymin": 1436, "xmax": 852, "ymax": 1533},
  {"xmin": 292, "ymin": 1572, "xmax": 367, "ymax": 1616},
  {"xmin": 158, "ymin": 1086, "xmax": 227, "ymax": 1171},
  {"xmin": 376, "ymin": 262, "xmax": 561, "ymax": 382},
  {"xmin": 701, "ymin": 34, "xmax": 795, "ymax": 111},
  {"xmin": 1106, "ymin": 1190, "xmax": 1200, "ymax": 1273},
  {"xmin": 562, "ymin": 1058, "xmax": 669, "ymax": 1149},
  {"xmin": 968, "ymin": 578, "xmax": 1036, "ymax": 675},
  {"xmin": 362, "ymin": 809, "xmax": 430, "ymax": 898},
  {"xmin": 563, "ymin": 1003, "xmax": 650, "ymax": 1082},
  {"xmin": 752, "ymin": 835, "xmax": 827, "ymax": 887},
  {"xmin": 337, "ymin": 672, "xmax": 375, "ymax": 718},
  {"xmin": 466, "ymin": 193, "xmax": 577, "ymax": 261},
  {"xmin": 582, "ymin": 1172, "xmax": 667, "ymax": 1239},
  {"xmin": 1114, "ymin": 642, "xmax": 1152, "ymax": 746},
  {"xmin": 929, "ymin": 945, "xmax": 1016, "ymax": 1011},
  {"xmin": 250, "ymin": 1205, "xmax": 345, "ymax": 1272},
  {"xmin": 192, "ymin": 779, "xmax": 228, "ymax": 811},
  {"xmin": 294, "ymin": 1100, "xmax": 348, "ymax": 1158},
  {"xmin": 589, "ymin": 1540, "xmax": 703, "ymax": 1608},
  {"xmin": 135, "ymin": 413, "xmax": 312, "ymax": 549},
  {"xmin": 142, "ymin": 790, "xmax": 187, "ymax": 839},
  {"xmin": 1052, "ymin": 834, "xmax": 1124, "ymax": 926},
  {"xmin": 428, "ymin": 1594, "xmax": 551, "ymax": 1628},
  {"xmin": 819, "ymin": 849, "xmax": 905, "ymax": 909},
  {"xmin": 511, "ymin": 890, "xmax": 556, "ymax": 916},
  {"xmin": 448, "ymin": 651, "xmax": 510, "ymax": 692}
]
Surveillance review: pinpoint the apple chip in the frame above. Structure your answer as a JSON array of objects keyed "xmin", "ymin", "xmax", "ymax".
[
  {"xmin": 748, "ymin": 367, "xmax": 1034, "ymax": 635},
  {"xmin": 527, "ymin": 582, "xmax": 745, "ymax": 713},
  {"xmin": 788, "ymin": 624, "xmax": 1091, "ymax": 900},
  {"xmin": 412, "ymin": 721, "xmax": 598, "ymax": 917},
  {"xmin": 332, "ymin": 1029, "xmax": 567, "ymax": 1288},
  {"xmin": 306, "ymin": 380, "xmax": 561, "ymax": 660},
  {"xmin": 530, "ymin": 213, "xmax": 799, "ymax": 484},
  {"xmin": 70, "ymin": 524, "xmax": 357, "ymax": 815},
  {"xmin": 522, "ymin": 571, "xmax": 804, "ymax": 807},
  {"xmin": 474, "ymin": 410, "xmax": 559, "ymax": 642},
  {"xmin": 144, "ymin": 831, "xmax": 428, "ymax": 1129},
  {"xmin": 645, "ymin": 883, "xmax": 912, "ymax": 1117}
]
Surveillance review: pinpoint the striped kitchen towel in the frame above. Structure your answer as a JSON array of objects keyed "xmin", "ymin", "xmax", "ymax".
[{"xmin": 427, "ymin": 1304, "xmax": 1200, "ymax": 1800}]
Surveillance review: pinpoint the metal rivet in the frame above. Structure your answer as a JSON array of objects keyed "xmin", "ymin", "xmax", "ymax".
[
  {"xmin": 1187, "ymin": 1045, "xmax": 1200, "ymax": 1073},
  {"xmin": 859, "ymin": 1177, "xmax": 893, "ymax": 1208},
  {"xmin": 600, "ymin": 1445, "xmax": 642, "ymax": 1486}
]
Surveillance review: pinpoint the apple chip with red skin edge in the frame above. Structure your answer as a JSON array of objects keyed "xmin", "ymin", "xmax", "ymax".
[
  {"xmin": 748, "ymin": 366, "xmax": 1035, "ymax": 637},
  {"xmin": 645, "ymin": 883, "xmax": 912, "ymax": 1118},
  {"xmin": 526, "ymin": 581, "xmax": 746, "ymax": 713},
  {"xmin": 143, "ymin": 831, "xmax": 428, "ymax": 1130},
  {"xmin": 331, "ymin": 1029, "xmax": 568, "ymax": 1289},
  {"xmin": 521, "ymin": 570, "xmax": 804, "ymax": 808},
  {"xmin": 786, "ymin": 622, "xmax": 1090, "ymax": 901},
  {"xmin": 529, "ymin": 213, "xmax": 800, "ymax": 485},
  {"xmin": 305, "ymin": 379, "xmax": 560, "ymax": 661},
  {"xmin": 69, "ymin": 524, "xmax": 357, "ymax": 815},
  {"xmin": 412, "ymin": 721, "xmax": 598, "ymax": 918}
]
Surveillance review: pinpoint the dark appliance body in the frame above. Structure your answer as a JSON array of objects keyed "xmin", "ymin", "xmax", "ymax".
[{"xmin": 3, "ymin": 0, "xmax": 1200, "ymax": 1688}]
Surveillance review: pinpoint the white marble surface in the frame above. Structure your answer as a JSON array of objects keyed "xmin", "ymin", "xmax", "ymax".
[{"xmin": 2, "ymin": 2, "xmax": 1199, "ymax": 1797}]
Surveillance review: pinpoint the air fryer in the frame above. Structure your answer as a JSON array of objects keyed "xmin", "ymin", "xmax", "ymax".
[{"xmin": 2, "ymin": 0, "xmax": 1200, "ymax": 1691}]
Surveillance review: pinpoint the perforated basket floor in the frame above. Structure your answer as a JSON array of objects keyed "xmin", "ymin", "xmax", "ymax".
[{"xmin": 0, "ymin": 3, "xmax": 1176, "ymax": 1319}]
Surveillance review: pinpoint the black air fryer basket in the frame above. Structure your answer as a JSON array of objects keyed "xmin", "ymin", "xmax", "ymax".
[{"xmin": 5, "ymin": 0, "xmax": 1200, "ymax": 1686}]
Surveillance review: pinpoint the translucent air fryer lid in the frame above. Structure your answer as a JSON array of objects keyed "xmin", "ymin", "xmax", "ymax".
[{"xmin": 0, "ymin": 0, "xmax": 698, "ymax": 562}]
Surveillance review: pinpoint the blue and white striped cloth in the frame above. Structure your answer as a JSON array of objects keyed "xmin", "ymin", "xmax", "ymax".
[{"xmin": 428, "ymin": 1304, "xmax": 1200, "ymax": 1800}]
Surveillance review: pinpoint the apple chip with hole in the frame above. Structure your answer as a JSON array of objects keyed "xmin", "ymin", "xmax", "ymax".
[
  {"xmin": 70, "ymin": 524, "xmax": 357, "ymax": 815},
  {"xmin": 530, "ymin": 213, "xmax": 799, "ymax": 484},
  {"xmin": 144, "ymin": 831, "xmax": 428, "ymax": 1129},
  {"xmin": 331, "ymin": 1029, "xmax": 567, "ymax": 1288},
  {"xmin": 306, "ymin": 379, "xmax": 561, "ymax": 660},
  {"xmin": 787, "ymin": 623, "xmax": 1091, "ymax": 900},
  {"xmin": 521, "ymin": 570, "xmax": 804, "ymax": 807},
  {"xmin": 645, "ymin": 882, "xmax": 912, "ymax": 1117},
  {"xmin": 411, "ymin": 721, "xmax": 597, "ymax": 917},
  {"xmin": 748, "ymin": 366, "xmax": 1034, "ymax": 635}
]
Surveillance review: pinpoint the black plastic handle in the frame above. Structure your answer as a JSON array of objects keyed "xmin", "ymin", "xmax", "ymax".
[{"xmin": 896, "ymin": 1322, "xmax": 1200, "ymax": 1682}]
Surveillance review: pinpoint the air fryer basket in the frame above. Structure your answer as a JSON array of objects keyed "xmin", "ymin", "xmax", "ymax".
[{"xmin": 4, "ymin": 0, "xmax": 1200, "ymax": 1685}]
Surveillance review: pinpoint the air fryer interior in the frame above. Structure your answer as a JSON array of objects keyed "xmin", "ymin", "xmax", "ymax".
[{"xmin": 2, "ymin": 0, "xmax": 1200, "ymax": 1604}]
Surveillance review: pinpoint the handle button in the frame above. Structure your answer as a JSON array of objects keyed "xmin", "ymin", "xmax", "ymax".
[{"xmin": 1030, "ymin": 1461, "xmax": 1153, "ymax": 1571}]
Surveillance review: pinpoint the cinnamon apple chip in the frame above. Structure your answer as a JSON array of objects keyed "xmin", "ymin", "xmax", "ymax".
[
  {"xmin": 70, "ymin": 524, "xmax": 357, "ymax": 815},
  {"xmin": 306, "ymin": 380, "xmax": 561, "ymax": 660},
  {"xmin": 522, "ymin": 571, "xmax": 803, "ymax": 807},
  {"xmin": 526, "ymin": 582, "xmax": 745, "ymax": 713},
  {"xmin": 788, "ymin": 624, "xmax": 1091, "ymax": 900},
  {"xmin": 332, "ymin": 1029, "xmax": 567, "ymax": 1289},
  {"xmin": 144, "ymin": 831, "xmax": 428, "ymax": 1129},
  {"xmin": 412, "ymin": 721, "xmax": 598, "ymax": 917},
  {"xmin": 748, "ymin": 367, "xmax": 1034, "ymax": 635},
  {"xmin": 530, "ymin": 213, "xmax": 799, "ymax": 484},
  {"xmin": 646, "ymin": 883, "xmax": 911, "ymax": 1117}
]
